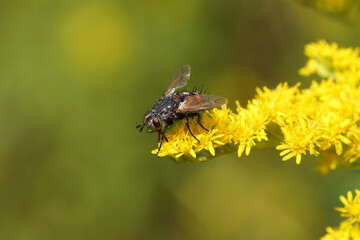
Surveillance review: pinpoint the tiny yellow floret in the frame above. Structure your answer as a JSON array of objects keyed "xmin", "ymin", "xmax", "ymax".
[{"xmin": 335, "ymin": 190, "xmax": 360, "ymax": 224}]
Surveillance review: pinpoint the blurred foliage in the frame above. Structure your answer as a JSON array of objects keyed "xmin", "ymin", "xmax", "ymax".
[
  {"xmin": 0, "ymin": 0, "xmax": 360, "ymax": 239},
  {"xmin": 292, "ymin": 0, "xmax": 360, "ymax": 25},
  {"xmin": 59, "ymin": 2, "xmax": 135, "ymax": 75}
]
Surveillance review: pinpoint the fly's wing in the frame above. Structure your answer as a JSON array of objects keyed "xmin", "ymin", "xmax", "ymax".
[
  {"xmin": 176, "ymin": 94, "xmax": 228, "ymax": 113},
  {"xmin": 163, "ymin": 65, "xmax": 191, "ymax": 96}
]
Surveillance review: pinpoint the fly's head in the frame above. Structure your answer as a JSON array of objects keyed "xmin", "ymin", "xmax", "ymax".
[{"xmin": 136, "ymin": 110, "xmax": 162, "ymax": 133}]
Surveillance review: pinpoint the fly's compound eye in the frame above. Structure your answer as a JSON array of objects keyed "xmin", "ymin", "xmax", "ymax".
[{"xmin": 152, "ymin": 117, "xmax": 161, "ymax": 129}]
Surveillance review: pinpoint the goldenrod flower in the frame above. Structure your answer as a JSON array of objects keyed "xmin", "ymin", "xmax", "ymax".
[
  {"xmin": 299, "ymin": 40, "xmax": 360, "ymax": 78},
  {"xmin": 335, "ymin": 190, "xmax": 360, "ymax": 224},
  {"xmin": 314, "ymin": 0, "xmax": 355, "ymax": 13},
  {"xmin": 322, "ymin": 190, "xmax": 360, "ymax": 240},
  {"xmin": 151, "ymin": 40, "xmax": 360, "ymax": 170},
  {"xmin": 293, "ymin": 0, "xmax": 356, "ymax": 15},
  {"xmin": 230, "ymin": 101, "xmax": 269, "ymax": 158},
  {"xmin": 151, "ymin": 106, "xmax": 234, "ymax": 162},
  {"xmin": 276, "ymin": 117, "xmax": 319, "ymax": 164},
  {"xmin": 316, "ymin": 152, "xmax": 341, "ymax": 175},
  {"xmin": 321, "ymin": 222, "xmax": 359, "ymax": 240}
]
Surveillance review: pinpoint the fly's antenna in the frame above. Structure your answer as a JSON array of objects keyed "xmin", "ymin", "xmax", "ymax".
[{"xmin": 136, "ymin": 123, "xmax": 145, "ymax": 132}]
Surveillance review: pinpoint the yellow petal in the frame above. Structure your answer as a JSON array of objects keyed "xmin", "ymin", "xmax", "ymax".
[
  {"xmin": 280, "ymin": 149, "xmax": 292, "ymax": 156},
  {"xmin": 238, "ymin": 144, "xmax": 246, "ymax": 158},
  {"xmin": 340, "ymin": 195, "xmax": 349, "ymax": 206},
  {"xmin": 189, "ymin": 149, "xmax": 197, "ymax": 158},
  {"xmin": 245, "ymin": 142, "xmax": 252, "ymax": 156},
  {"xmin": 335, "ymin": 141, "xmax": 343, "ymax": 155},
  {"xmin": 208, "ymin": 144, "xmax": 215, "ymax": 156},
  {"xmin": 296, "ymin": 153, "xmax": 302, "ymax": 165},
  {"xmin": 282, "ymin": 153, "xmax": 294, "ymax": 161}
]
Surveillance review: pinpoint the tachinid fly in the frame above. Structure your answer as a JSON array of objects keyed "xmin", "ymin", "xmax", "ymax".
[{"xmin": 136, "ymin": 65, "xmax": 228, "ymax": 154}]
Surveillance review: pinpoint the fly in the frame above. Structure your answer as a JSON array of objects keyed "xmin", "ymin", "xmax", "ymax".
[{"xmin": 136, "ymin": 65, "xmax": 228, "ymax": 154}]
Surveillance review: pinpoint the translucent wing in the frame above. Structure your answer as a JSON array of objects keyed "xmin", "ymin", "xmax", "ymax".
[
  {"xmin": 176, "ymin": 94, "xmax": 228, "ymax": 113},
  {"xmin": 164, "ymin": 65, "xmax": 191, "ymax": 96}
]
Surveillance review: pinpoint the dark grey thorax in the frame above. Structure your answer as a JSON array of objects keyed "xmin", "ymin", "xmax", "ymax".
[{"xmin": 153, "ymin": 96, "xmax": 180, "ymax": 122}]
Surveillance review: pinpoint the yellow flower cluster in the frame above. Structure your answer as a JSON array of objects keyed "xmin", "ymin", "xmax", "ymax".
[
  {"xmin": 152, "ymin": 40, "xmax": 360, "ymax": 168},
  {"xmin": 152, "ymin": 102, "xmax": 268, "ymax": 163},
  {"xmin": 314, "ymin": 0, "xmax": 354, "ymax": 13},
  {"xmin": 321, "ymin": 190, "xmax": 360, "ymax": 240},
  {"xmin": 299, "ymin": 40, "xmax": 360, "ymax": 78},
  {"xmin": 294, "ymin": 0, "xmax": 355, "ymax": 14}
]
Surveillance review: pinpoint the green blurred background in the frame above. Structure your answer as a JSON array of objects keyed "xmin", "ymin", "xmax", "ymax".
[{"xmin": 0, "ymin": 0, "xmax": 360, "ymax": 239}]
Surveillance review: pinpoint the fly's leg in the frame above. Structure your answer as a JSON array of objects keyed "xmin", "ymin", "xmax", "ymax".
[
  {"xmin": 195, "ymin": 113, "xmax": 209, "ymax": 132},
  {"xmin": 157, "ymin": 123, "xmax": 171, "ymax": 155},
  {"xmin": 186, "ymin": 116, "xmax": 200, "ymax": 143},
  {"xmin": 187, "ymin": 113, "xmax": 209, "ymax": 132},
  {"xmin": 158, "ymin": 131, "xmax": 168, "ymax": 142}
]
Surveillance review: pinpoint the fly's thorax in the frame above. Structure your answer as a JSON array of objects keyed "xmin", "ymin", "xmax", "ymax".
[{"xmin": 152, "ymin": 96, "xmax": 179, "ymax": 122}]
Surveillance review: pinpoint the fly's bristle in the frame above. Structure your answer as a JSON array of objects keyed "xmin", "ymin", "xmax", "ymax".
[
  {"xmin": 193, "ymin": 84, "xmax": 208, "ymax": 94},
  {"xmin": 151, "ymin": 98, "xmax": 160, "ymax": 108}
]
